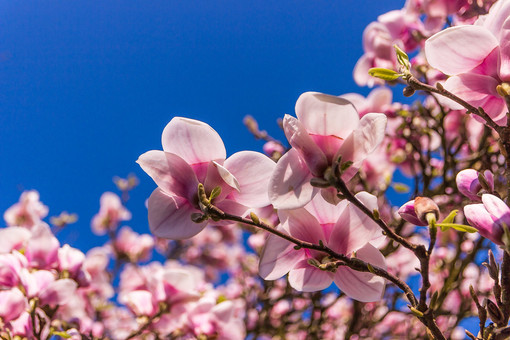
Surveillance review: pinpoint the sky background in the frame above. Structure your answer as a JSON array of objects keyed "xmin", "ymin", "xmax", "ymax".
[{"xmin": 0, "ymin": 0, "xmax": 407, "ymax": 249}]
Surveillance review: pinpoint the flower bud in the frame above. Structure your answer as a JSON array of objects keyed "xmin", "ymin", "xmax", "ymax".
[
  {"xmin": 456, "ymin": 169, "xmax": 494, "ymax": 201},
  {"xmin": 486, "ymin": 298, "xmax": 505, "ymax": 325}
]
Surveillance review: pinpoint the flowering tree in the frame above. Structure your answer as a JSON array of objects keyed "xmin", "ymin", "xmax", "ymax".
[{"xmin": 2, "ymin": 0, "xmax": 510, "ymax": 339}]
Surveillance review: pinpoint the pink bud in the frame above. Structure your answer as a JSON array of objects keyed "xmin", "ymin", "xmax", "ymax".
[
  {"xmin": 456, "ymin": 169, "xmax": 494, "ymax": 201},
  {"xmin": 397, "ymin": 200, "xmax": 424, "ymax": 226},
  {"xmin": 414, "ymin": 197, "xmax": 440, "ymax": 224},
  {"xmin": 398, "ymin": 197, "xmax": 439, "ymax": 226},
  {"xmin": 262, "ymin": 141, "xmax": 285, "ymax": 157}
]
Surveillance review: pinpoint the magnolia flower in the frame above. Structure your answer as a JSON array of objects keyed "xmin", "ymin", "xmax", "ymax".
[
  {"xmin": 4, "ymin": 190, "xmax": 48, "ymax": 228},
  {"xmin": 0, "ymin": 288, "xmax": 27, "ymax": 323},
  {"xmin": 464, "ymin": 194, "xmax": 509, "ymax": 245},
  {"xmin": 456, "ymin": 169, "xmax": 494, "ymax": 201},
  {"xmin": 424, "ymin": 0, "xmax": 510, "ymax": 125},
  {"xmin": 91, "ymin": 192, "xmax": 131, "ymax": 235},
  {"xmin": 259, "ymin": 193, "xmax": 386, "ymax": 301},
  {"xmin": 269, "ymin": 92, "xmax": 387, "ymax": 209},
  {"xmin": 137, "ymin": 117, "xmax": 275, "ymax": 240},
  {"xmin": 398, "ymin": 197, "xmax": 440, "ymax": 226}
]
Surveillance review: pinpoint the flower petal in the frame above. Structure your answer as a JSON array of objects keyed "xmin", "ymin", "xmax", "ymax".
[
  {"xmin": 148, "ymin": 189, "xmax": 207, "ymax": 240},
  {"xmin": 464, "ymin": 203, "xmax": 503, "ymax": 245},
  {"xmin": 425, "ymin": 25, "xmax": 498, "ymax": 75},
  {"xmin": 335, "ymin": 113, "xmax": 387, "ymax": 181},
  {"xmin": 223, "ymin": 151, "xmax": 276, "ymax": 208},
  {"xmin": 137, "ymin": 150, "xmax": 199, "ymax": 202},
  {"xmin": 295, "ymin": 92, "xmax": 360, "ymax": 139},
  {"xmin": 259, "ymin": 231, "xmax": 305, "ymax": 280},
  {"xmin": 212, "ymin": 161, "xmax": 240, "ymax": 192},
  {"xmin": 269, "ymin": 148, "xmax": 317, "ymax": 209},
  {"xmin": 305, "ymin": 191, "xmax": 346, "ymax": 225},
  {"xmin": 288, "ymin": 259, "xmax": 333, "ymax": 292},
  {"xmin": 278, "ymin": 207, "xmax": 326, "ymax": 245},
  {"xmin": 479, "ymin": 0, "xmax": 510, "ymax": 36},
  {"xmin": 283, "ymin": 115, "xmax": 328, "ymax": 176},
  {"xmin": 161, "ymin": 117, "xmax": 226, "ymax": 164},
  {"xmin": 499, "ymin": 18, "xmax": 510, "ymax": 81},
  {"xmin": 329, "ymin": 192, "xmax": 381, "ymax": 254},
  {"xmin": 482, "ymin": 194, "xmax": 510, "ymax": 229},
  {"xmin": 333, "ymin": 243, "xmax": 386, "ymax": 302}
]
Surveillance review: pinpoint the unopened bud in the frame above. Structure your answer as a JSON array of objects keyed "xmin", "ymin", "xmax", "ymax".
[
  {"xmin": 414, "ymin": 197, "xmax": 439, "ymax": 225},
  {"xmin": 403, "ymin": 86, "xmax": 415, "ymax": 97},
  {"xmin": 486, "ymin": 298, "xmax": 505, "ymax": 325},
  {"xmin": 488, "ymin": 249, "xmax": 499, "ymax": 281},
  {"xmin": 191, "ymin": 213, "xmax": 207, "ymax": 223}
]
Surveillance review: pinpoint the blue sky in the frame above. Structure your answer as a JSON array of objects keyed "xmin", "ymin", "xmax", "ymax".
[{"xmin": 0, "ymin": 0, "xmax": 405, "ymax": 250}]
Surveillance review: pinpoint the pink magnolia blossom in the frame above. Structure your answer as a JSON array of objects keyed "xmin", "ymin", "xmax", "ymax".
[
  {"xmin": 456, "ymin": 169, "xmax": 494, "ymax": 201},
  {"xmin": 120, "ymin": 289, "xmax": 159, "ymax": 317},
  {"xmin": 354, "ymin": 8, "xmax": 424, "ymax": 87},
  {"xmin": 0, "ymin": 287, "xmax": 27, "ymax": 322},
  {"xmin": 91, "ymin": 192, "xmax": 131, "ymax": 235},
  {"xmin": 464, "ymin": 194, "xmax": 510, "ymax": 245},
  {"xmin": 269, "ymin": 92, "xmax": 387, "ymax": 209},
  {"xmin": 4, "ymin": 190, "xmax": 48, "ymax": 228},
  {"xmin": 0, "ymin": 227, "xmax": 31, "ymax": 254},
  {"xmin": 425, "ymin": 0, "xmax": 510, "ymax": 125},
  {"xmin": 259, "ymin": 193, "xmax": 386, "ymax": 302},
  {"xmin": 398, "ymin": 197, "xmax": 440, "ymax": 226},
  {"xmin": 58, "ymin": 244, "xmax": 86, "ymax": 278},
  {"xmin": 113, "ymin": 226, "xmax": 154, "ymax": 262},
  {"xmin": 137, "ymin": 117, "xmax": 276, "ymax": 240},
  {"xmin": 24, "ymin": 223, "xmax": 60, "ymax": 270},
  {"xmin": 0, "ymin": 252, "xmax": 27, "ymax": 288}
]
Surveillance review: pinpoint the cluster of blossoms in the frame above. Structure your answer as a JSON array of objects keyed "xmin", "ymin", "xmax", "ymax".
[{"xmin": 6, "ymin": 0, "xmax": 510, "ymax": 339}]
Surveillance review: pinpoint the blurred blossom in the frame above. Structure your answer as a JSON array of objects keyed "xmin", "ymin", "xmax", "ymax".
[
  {"xmin": 4, "ymin": 190, "xmax": 48, "ymax": 228},
  {"xmin": 91, "ymin": 192, "xmax": 131, "ymax": 235}
]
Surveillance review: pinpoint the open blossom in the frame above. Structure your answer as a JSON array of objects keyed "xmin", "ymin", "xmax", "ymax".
[
  {"xmin": 91, "ymin": 192, "xmax": 131, "ymax": 235},
  {"xmin": 4, "ymin": 190, "xmax": 48, "ymax": 228},
  {"xmin": 259, "ymin": 193, "xmax": 386, "ymax": 302},
  {"xmin": 425, "ymin": 0, "xmax": 510, "ymax": 125},
  {"xmin": 464, "ymin": 194, "xmax": 510, "ymax": 245},
  {"xmin": 354, "ymin": 7, "xmax": 424, "ymax": 87},
  {"xmin": 456, "ymin": 169, "xmax": 494, "ymax": 201},
  {"xmin": 113, "ymin": 226, "xmax": 154, "ymax": 262},
  {"xmin": 137, "ymin": 117, "xmax": 275, "ymax": 240},
  {"xmin": 269, "ymin": 92, "xmax": 387, "ymax": 209}
]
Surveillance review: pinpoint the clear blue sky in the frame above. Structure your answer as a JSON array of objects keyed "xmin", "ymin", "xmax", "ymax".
[{"xmin": 0, "ymin": 1, "xmax": 405, "ymax": 250}]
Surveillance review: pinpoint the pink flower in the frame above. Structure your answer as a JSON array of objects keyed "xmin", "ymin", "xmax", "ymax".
[
  {"xmin": 424, "ymin": 0, "xmax": 510, "ymax": 125},
  {"xmin": 120, "ymin": 289, "xmax": 158, "ymax": 317},
  {"xmin": 0, "ymin": 252, "xmax": 27, "ymax": 288},
  {"xmin": 398, "ymin": 197, "xmax": 440, "ymax": 226},
  {"xmin": 58, "ymin": 244, "xmax": 86, "ymax": 278},
  {"xmin": 354, "ymin": 8, "xmax": 424, "ymax": 87},
  {"xmin": 91, "ymin": 192, "xmax": 131, "ymax": 235},
  {"xmin": 113, "ymin": 226, "xmax": 154, "ymax": 262},
  {"xmin": 259, "ymin": 193, "xmax": 386, "ymax": 301},
  {"xmin": 4, "ymin": 190, "xmax": 48, "ymax": 228},
  {"xmin": 269, "ymin": 92, "xmax": 387, "ymax": 209},
  {"xmin": 24, "ymin": 223, "xmax": 60, "ymax": 270},
  {"xmin": 0, "ymin": 288, "xmax": 27, "ymax": 322},
  {"xmin": 137, "ymin": 117, "xmax": 276, "ymax": 240},
  {"xmin": 464, "ymin": 194, "xmax": 510, "ymax": 245},
  {"xmin": 456, "ymin": 169, "xmax": 494, "ymax": 201}
]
